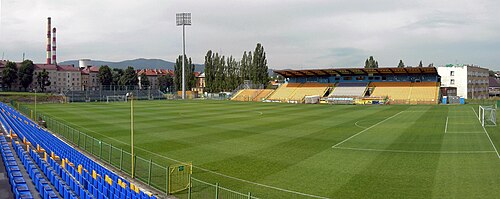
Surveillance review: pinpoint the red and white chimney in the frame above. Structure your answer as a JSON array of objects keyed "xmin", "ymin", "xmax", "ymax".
[
  {"xmin": 52, "ymin": 27, "xmax": 57, "ymax": 65},
  {"xmin": 46, "ymin": 17, "xmax": 52, "ymax": 64}
]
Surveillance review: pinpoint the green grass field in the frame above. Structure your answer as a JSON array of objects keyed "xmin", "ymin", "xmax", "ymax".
[{"xmin": 27, "ymin": 101, "xmax": 500, "ymax": 198}]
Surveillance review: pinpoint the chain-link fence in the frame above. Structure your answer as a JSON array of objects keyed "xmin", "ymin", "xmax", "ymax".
[{"xmin": 11, "ymin": 101, "xmax": 261, "ymax": 198}]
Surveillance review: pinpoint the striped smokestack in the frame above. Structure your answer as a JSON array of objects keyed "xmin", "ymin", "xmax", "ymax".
[
  {"xmin": 46, "ymin": 17, "xmax": 52, "ymax": 64},
  {"xmin": 52, "ymin": 27, "xmax": 57, "ymax": 65}
]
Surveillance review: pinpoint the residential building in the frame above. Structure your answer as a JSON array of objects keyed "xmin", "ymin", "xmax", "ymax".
[
  {"xmin": 137, "ymin": 69, "xmax": 174, "ymax": 90},
  {"xmin": 437, "ymin": 64, "xmax": 489, "ymax": 99},
  {"xmin": 81, "ymin": 66, "xmax": 100, "ymax": 91}
]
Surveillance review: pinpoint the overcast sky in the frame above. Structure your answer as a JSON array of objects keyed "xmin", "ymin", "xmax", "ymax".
[{"xmin": 1, "ymin": 0, "xmax": 499, "ymax": 70}]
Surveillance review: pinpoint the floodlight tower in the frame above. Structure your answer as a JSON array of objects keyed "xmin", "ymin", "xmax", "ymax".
[{"xmin": 176, "ymin": 13, "xmax": 191, "ymax": 99}]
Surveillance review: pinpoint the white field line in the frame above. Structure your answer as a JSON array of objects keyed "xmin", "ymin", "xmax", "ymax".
[
  {"xmin": 41, "ymin": 113, "xmax": 330, "ymax": 199},
  {"xmin": 471, "ymin": 107, "xmax": 500, "ymax": 159},
  {"xmin": 332, "ymin": 111, "xmax": 404, "ymax": 148},
  {"xmin": 332, "ymin": 146, "xmax": 496, "ymax": 154},
  {"xmin": 354, "ymin": 120, "xmax": 368, "ymax": 129},
  {"xmin": 445, "ymin": 116, "xmax": 449, "ymax": 133},
  {"xmin": 445, "ymin": 132, "xmax": 483, "ymax": 134}
]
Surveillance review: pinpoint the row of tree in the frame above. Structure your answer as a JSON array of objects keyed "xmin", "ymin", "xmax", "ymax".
[
  {"xmin": 97, "ymin": 65, "xmax": 176, "ymax": 91},
  {"xmin": 1, "ymin": 60, "xmax": 51, "ymax": 91},
  {"xmin": 365, "ymin": 56, "xmax": 434, "ymax": 68},
  {"xmin": 204, "ymin": 43, "xmax": 268, "ymax": 93}
]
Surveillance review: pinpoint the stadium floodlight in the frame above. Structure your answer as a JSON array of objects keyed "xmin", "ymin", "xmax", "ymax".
[
  {"xmin": 176, "ymin": 12, "xmax": 191, "ymax": 100},
  {"xmin": 127, "ymin": 92, "xmax": 135, "ymax": 178}
]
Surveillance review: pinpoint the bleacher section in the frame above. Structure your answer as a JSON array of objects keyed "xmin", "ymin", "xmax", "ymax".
[
  {"xmin": 329, "ymin": 82, "xmax": 368, "ymax": 97},
  {"xmin": 232, "ymin": 89, "xmax": 262, "ymax": 101},
  {"xmin": 252, "ymin": 89, "xmax": 274, "ymax": 102},
  {"xmin": 266, "ymin": 83, "xmax": 331, "ymax": 102},
  {"xmin": 0, "ymin": 103, "xmax": 157, "ymax": 199},
  {"xmin": 266, "ymin": 83, "xmax": 301, "ymax": 102},
  {"xmin": 370, "ymin": 82, "xmax": 412, "ymax": 100},
  {"xmin": 369, "ymin": 82, "xmax": 439, "ymax": 104},
  {"xmin": 288, "ymin": 83, "xmax": 332, "ymax": 102}
]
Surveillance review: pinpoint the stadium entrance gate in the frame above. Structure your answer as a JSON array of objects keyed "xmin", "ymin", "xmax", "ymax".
[{"xmin": 168, "ymin": 162, "xmax": 192, "ymax": 194}]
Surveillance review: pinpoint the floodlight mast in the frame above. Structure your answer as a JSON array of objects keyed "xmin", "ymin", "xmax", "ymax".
[{"xmin": 176, "ymin": 13, "xmax": 191, "ymax": 99}]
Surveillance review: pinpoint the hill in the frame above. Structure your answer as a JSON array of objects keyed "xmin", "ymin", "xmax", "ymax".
[{"xmin": 59, "ymin": 58, "xmax": 205, "ymax": 72}]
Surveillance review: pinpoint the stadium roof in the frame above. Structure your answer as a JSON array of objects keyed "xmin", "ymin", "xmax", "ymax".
[{"xmin": 274, "ymin": 67, "xmax": 438, "ymax": 77}]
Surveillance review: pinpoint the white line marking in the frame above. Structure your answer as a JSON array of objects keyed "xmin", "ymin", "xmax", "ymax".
[
  {"xmin": 471, "ymin": 107, "xmax": 500, "ymax": 159},
  {"xmin": 354, "ymin": 120, "xmax": 368, "ymax": 129},
  {"xmin": 472, "ymin": 107, "xmax": 480, "ymax": 120},
  {"xmin": 39, "ymin": 112, "xmax": 330, "ymax": 199},
  {"xmin": 332, "ymin": 111, "xmax": 404, "ymax": 148},
  {"xmin": 445, "ymin": 132, "xmax": 483, "ymax": 134},
  {"xmin": 445, "ymin": 116, "xmax": 449, "ymax": 133},
  {"xmin": 333, "ymin": 146, "xmax": 496, "ymax": 154}
]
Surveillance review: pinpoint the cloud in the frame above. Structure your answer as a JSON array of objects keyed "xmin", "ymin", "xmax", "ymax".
[{"xmin": 0, "ymin": 0, "xmax": 499, "ymax": 71}]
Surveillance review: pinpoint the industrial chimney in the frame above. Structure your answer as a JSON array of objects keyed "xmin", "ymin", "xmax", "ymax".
[
  {"xmin": 46, "ymin": 17, "xmax": 52, "ymax": 64},
  {"xmin": 52, "ymin": 27, "xmax": 57, "ymax": 65}
]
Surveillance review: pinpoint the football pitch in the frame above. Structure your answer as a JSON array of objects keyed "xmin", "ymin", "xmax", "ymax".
[{"xmin": 28, "ymin": 101, "xmax": 500, "ymax": 198}]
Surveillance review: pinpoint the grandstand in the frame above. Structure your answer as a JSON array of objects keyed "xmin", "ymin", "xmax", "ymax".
[
  {"xmin": 274, "ymin": 67, "xmax": 440, "ymax": 104},
  {"xmin": 0, "ymin": 103, "xmax": 158, "ymax": 199}
]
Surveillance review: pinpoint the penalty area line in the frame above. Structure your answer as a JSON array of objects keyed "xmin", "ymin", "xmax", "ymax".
[
  {"xmin": 332, "ymin": 110, "xmax": 404, "ymax": 148},
  {"xmin": 332, "ymin": 146, "xmax": 496, "ymax": 154},
  {"xmin": 41, "ymin": 112, "xmax": 329, "ymax": 199}
]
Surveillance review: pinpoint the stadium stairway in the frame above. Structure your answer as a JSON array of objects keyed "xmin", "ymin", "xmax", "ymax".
[{"xmin": 0, "ymin": 102, "xmax": 158, "ymax": 199}]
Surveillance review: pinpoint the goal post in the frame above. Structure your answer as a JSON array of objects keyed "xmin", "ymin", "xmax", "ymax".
[
  {"xmin": 479, "ymin": 105, "xmax": 497, "ymax": 127},
  {"xmin": 106, "ymin": 95, "xmax": 127, "ymax": 103}
]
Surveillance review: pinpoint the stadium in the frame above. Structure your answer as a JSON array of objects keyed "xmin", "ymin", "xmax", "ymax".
[{"xmin": 1, "ymin": 68, "xmax": 499, "ymax": 198}]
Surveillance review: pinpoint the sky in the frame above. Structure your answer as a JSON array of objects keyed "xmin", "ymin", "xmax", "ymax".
[{"xmin": 1, "ymin": 0, "xmax": 499, "ymax": 70}]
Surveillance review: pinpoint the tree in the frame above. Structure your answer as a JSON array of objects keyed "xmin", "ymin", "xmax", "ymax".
[
  {"xmin": 364, "ymin": 56, "xmax": 378, "ymax": 68},
  {"xmin": 36, "ymin": 69, "xmax": 51, "ymax": 92},
  {"xmin": 18, "ymin": 60, "xmax": 35, "ymax": 91},
  {"xmin": 97, "ymin": 65, "xmax": 113, "ymax": 86},
  {"xmin": 397, "ymin": 60, "xmax": 405, "ymax": 68},
  {"xmin": 204, "ymin": 50, "xmax": 215, "ymax": 93},
  {"xmin": 119, "ymin": 66, "xmax": 138, "ymax": 88},
  {"xmin": 112, "ymin": 68, "xmax": 124, "ymax": 86},
  {"xmin": 2, "ymin": 61, "xmax": 18, "ymax": 90},
  {"xmin": 158, "ymin": 75, "xmax": 174, "ymax": 92},
  {"xmin": 252, "ymin": 43, "xmax": 268, "ymax": 86},
  {"xmin": 418, "ymin": 61, "xmax": 423, "ymax": 67},
  {"xmin": 139, "ymin": 73, "xmax": 150, "ymax": 89},
  {"xmin": 174, "ymin": 55, "xmax": 196, "ymax": 91}
]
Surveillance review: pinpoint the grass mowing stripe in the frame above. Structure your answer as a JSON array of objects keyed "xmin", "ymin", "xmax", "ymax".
[
  {"xmin": 332, "ymin": 146, "xmax": 495, "ymax": 154},
  {"xmin": 332, "ymin": 110, "xmax": 405, "ymax": 148}
]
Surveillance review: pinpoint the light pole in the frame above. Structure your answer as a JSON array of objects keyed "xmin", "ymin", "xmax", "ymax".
[
  {"xmin": 176, "ymin": 12, "xmax": 191, "ymax": 99},
  {"xmin": 127, "ymin": 92, "xmax": 135, "ymax": 178}
]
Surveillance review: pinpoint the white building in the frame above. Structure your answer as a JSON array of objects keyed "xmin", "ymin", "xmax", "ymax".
[{"xmin": 437, "ymin": 65, "xmax": 489, "ymax": 99}]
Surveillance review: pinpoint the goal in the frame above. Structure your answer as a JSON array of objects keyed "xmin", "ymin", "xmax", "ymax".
[
  {"xmin": 479, "ymin": 105, "xmax": 497, "ymax": 127},
  {"xmin": 106, "ymin": 95, "xmax": 127, "ymax": 103}
]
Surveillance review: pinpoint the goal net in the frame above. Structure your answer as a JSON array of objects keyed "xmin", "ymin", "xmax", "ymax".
[
  {"xmin": 106, "ymin": 95, "xmax": 127, "ymax": 103},
  {"xmin": 479, "ymin": 105, "xmax": 497, "ymax": 127}
]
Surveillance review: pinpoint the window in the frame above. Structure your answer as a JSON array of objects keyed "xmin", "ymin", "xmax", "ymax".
[
  {"xmin": 450, "ymin": 71, "xmax": 454, "ymax": 76},
  {"xmin": 450, "ymin": 79, "xmax": 455, "ymax": 85}
]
